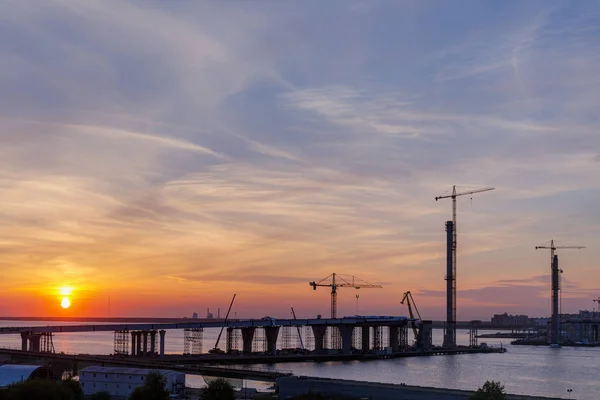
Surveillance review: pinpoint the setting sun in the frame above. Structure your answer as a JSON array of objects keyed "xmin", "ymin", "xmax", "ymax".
[{"xmin": 61, "ymin": 297, "xmax": 71, "ymax": 309}]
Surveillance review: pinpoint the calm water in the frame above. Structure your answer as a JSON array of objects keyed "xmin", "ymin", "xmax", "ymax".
[{"xmin": 0, "ymin": 321, "xmax": 597, "ymax": 399}]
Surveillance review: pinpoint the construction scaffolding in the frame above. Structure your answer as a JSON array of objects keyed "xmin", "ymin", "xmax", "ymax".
[
  {"xmin": 281, "ymin": 326, "xmax": 294, "ymax": 349},
  {"xmin": 469, "ymin": 320, "xmax": 480, "ymax": 347},
  {"xmin": 304, "ymin": 326, "xmax": 314, "ymax": 351},
  {"xmin": 352, "ymin": 326, "xmax": 362, "ymax": 351},
  {"xmin": 329, "ymin": 327, "xmax": 341, "ymax": 350},
  {"xmin": 373, "ymin": 326, "xmax": 389, "ymax": 350},
  {"xmin": 226, "ymin": 327, "xmax": 241, "ymax": 353},
  {"xmin": 399, "ymin": 324, "xmax": 409, "ymax": 350},
  {"xmin": 114, "ymin": 330, "xmax": 129, "ymax": 355},
  {"xmin": 183, "ymin": 328, "xmax": 204, "ymax": 355},
  {"xmin": 252, "ymin": 328, "xmax": 266, "ymax": 353},
  {"xmin": 40, "ymin": 333, "xmax": 54, "ymax": 353}
]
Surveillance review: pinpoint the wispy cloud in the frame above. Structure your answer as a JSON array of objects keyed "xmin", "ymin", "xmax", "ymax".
[{"xmin": 0, "ymin": 0, "xmax": 599, "ymax": 319}]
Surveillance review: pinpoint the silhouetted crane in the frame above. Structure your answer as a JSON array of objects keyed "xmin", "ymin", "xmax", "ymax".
[
  {"xmin": 536, "ymin": 240, "xmax": 584, "ymax": 345},
  {"xmin": 309, "ymin": 273, "xmax": 382, "ymax": 318},
  {"xmin": 400, "ymin": 291, "xmax": 422, "ymax": 341},
  {"xmin": 435, "ymin": 185, "xmax": 494, "ymax": 346}
]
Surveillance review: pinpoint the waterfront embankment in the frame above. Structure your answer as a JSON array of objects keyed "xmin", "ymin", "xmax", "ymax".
[{"xmin": 276, "ymin": 376, "xmax": 565, "ymax": 400}]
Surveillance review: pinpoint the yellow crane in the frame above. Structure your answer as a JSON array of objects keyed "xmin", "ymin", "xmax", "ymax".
[
  {"xmin": 309, "ymin": 273, "xmax": 382, "ymax": 319},
  {"xmin": 400, "ymin": 291, "xmax": 422, "ymax": 341}
]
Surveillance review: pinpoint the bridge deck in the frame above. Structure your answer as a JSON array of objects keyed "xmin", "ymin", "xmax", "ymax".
[{"xmin": 0, "ymin": 316, "xmax": 410, "ymax": 334}]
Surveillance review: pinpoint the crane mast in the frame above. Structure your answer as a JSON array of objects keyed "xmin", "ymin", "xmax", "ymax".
[
  {"xmin": 535, "ymin": 240, "xmax": 584, "ymax": 345},
  {"xmin": 435, "ymin": 185, "xmax": 494, "ymax": 347}
]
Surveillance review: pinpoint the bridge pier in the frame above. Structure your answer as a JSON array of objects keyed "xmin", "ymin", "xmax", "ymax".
[
  {"xmin": 131, "ymin": 331, "xmax": 137, "ymax": 356},
  {"xmin": 29, "ymin": 333, "xmax": 41, "ymax": 352},
  {"xmin": 264, "ymin": 327, "xmax": 280, "ymax": 356},
  {"xmin": 136, "ymin": 332, "xmax": 142, "ymax": 356},
  {"xmin": 361, "ymin": 326, "xmax": 370, "ymax": 353},
  {"xmin": 311, "ymin": 326, "xmax": 327, "ymax": 354},
  {"xmin": 241, "ymin": 327, "xmax": 256, "ymax": 355},
  {"xmin": 389, "ymin": 325, "xmax": 399, "ymax": 352},
  {"xmin": 150, "ymin": 331, "xmax": 157, "ymax": 355},
  {"xmin": 20, "ymin": 333, "xmax": 28, "ymax": 351},
  {"xmin": 339, "ymin": 325, "xmax": 353, "ymax": 355},
  {"xmin": 142, "ymin": 331, "xmax": 149, "ymax": 355},
  {"xmin": 159, "ymin": 330, "xmax": 166, "ymax": 357}
]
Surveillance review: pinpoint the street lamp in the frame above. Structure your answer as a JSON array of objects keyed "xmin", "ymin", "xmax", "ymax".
[{"xmin": 567, "ymin": 388, "xmax": 573, "ymax": 399}]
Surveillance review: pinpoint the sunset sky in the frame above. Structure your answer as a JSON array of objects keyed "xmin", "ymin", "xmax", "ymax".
[{"xmin": 1, "ymin": 0, "xmax": 599, "ymax": 320}]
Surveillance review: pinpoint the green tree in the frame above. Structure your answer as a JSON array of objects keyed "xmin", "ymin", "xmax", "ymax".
[
  {"xmin": 0, "ymin": 379, "xmax": 77, "ymax": 400},
  {"xmin": 128, "ymin": 372, "xmax": 169, "ymax": 400},
  {"xmin": 90, "ymin": 392, "xmax": 112, "ymax": 400},
  {"xmin": 200, "ymin": 378, "xmax": 235, "ymax": 400},
  {"xmin": 62, "ymin": 378, "xmax": 84, "ymax": 400},
  {"xmin": 470, "ymin": 381, "xmax": 507, "ymax": 400}
]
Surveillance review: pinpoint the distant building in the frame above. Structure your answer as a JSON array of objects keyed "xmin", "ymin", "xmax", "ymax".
[
  {"xmin": 192, "ymin": 312, "xmax": 198, "ymax": 319},
  {"xmin": 79, "ymin": 366, "xmax": 184, "ymax": 399},
  {"xmin": 491, "ymin": 313, "xmax": 529, "ymax": 326},
  {"xmin": 0, "ymin": 364, "xmax": 56, "ymax": 387}
]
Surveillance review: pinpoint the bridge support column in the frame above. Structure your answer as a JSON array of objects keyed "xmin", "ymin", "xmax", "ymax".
[
  {"xmin": 264, "ymin": 327, "xmax": 280, "ymax": 356},
  {"xmin": 20, "ymin": 333, "xmax": 28, "ymax": 351},
  {"xmin": 136, "ymin": 332, "xmax": 142, "ymax": 356},
  {"xmin": 311, "ymin": 325, "xmax": 327, "ymax": 354},
  {"xmin": 142, "ymin": 331, "xmax": 149, "ymax": 356},
  {"xmin": 159, "ymin": 330, "xmax": 166, "ymax": 357},
  {"xmin": 389, "ymin": 325, "xmax": 399, "ymax": 352},
  {"xmin": 29, "ymin": 334, "xmax": 41, "ymax": 352},
  {"xmin": 131, "ymin": 331, "xmax": 137, "ymax": 356},
  {"xmin": 339, "ymin": 325, "xmax": 353, "ymax": 355},
  {"xmin": 361, "ymin": 326, "xmax": 370, "ymax": 353},
  {"xmin": 241, "ymin": 327, "xmax": 256, "ymax": 355},
  {"xmin": 150, "ymin": 331, "xmax": 157, "ymax": 355}
]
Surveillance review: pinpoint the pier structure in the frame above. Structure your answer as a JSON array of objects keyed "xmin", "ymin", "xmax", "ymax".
[
  {"xmin": 4, "ymin": 316, "xmax": 422, "ymax": 357},
  {"xmin": 20, "ymin": 332, "xmax": 54, "ymax": 353}
]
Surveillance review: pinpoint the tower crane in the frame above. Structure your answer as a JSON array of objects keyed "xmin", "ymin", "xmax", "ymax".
[
  {"xmin": 400, "ymin": 291, "xmax": 422, "ymax": 341},
  {"xmin": 309, "ymin": 273, "xmax": 382, "ymax": 319},
  {"xmin": 535, "ymin": 240, "xmax": 585, "ymax": 345},
  {"xmin": 435, "ymin": 185, "xmax": 494, "ymax": 347}
]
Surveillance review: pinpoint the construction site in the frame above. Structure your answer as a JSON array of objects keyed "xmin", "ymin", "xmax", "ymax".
[{"xmin": 1, "ymin": 186, "xmax": 508, "ymax": 361}]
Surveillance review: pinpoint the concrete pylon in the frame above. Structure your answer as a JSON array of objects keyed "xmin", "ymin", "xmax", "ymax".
[
  {"xmin": 389, "ymin": 326, "xmax": 399, "ymax": 352},
  {"xmin": 241, "ymin": 327, "xmax": 256, "ymax": 355},
  {"xmin": 339, "ymin": 325, "xmax": 353, "ymax": 355},
  {"xmin": 29, "ymin": 334, "xmax": 41, "ymax": 352},
  {"xmin": 264, "ymin": 327, "xmax": 280, "ymax": 356},
  {"xmin": 136, "ymin": 332, "xmax": 142, "ymax": 356},
  {"xmin": 142, "ymin": 331, "xmax": 149, "ymax": 356},
  {"xmin": 159, "ymin": 330, "xmax": 166, "ymax": 357},
  {"xmin": 311, "ymin": 325, "xmax": 327, "ymax": 354},
  {"xmin": 131, "ymin": 331, "xmax": 137, "ymax": 356},
  {"xmin": 150, "ymin": 331, "xmax": 157, "ymax": 355},
  {"xmin": 361, "ymin": 326, "xmax": 370, "ymax": 353},
  {"xmin": 20, "ymin": 333, "xmax": 28, "ymax": 351}
]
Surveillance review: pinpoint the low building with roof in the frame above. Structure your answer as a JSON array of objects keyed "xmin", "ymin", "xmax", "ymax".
[
  {"xmin": 0, "ymin": 364, "xmax": 56, "ymax": 387},
  {"xmin": 79, "ymin": 366, "xmax": 185, "ymax": 399}
]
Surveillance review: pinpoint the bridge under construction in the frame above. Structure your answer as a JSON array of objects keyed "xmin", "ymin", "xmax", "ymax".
[{"xmin": 1, "ymin": 316, "xmax": 443, "ymax": 358}]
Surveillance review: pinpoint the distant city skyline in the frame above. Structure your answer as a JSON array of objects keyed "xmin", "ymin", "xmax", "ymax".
[{"xmin": 0, "ymin": 1, "xmax": 599, "ymax": 320}]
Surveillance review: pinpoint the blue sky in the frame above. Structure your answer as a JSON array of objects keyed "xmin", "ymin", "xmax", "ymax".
[{"xmin": 0, "ymin": 0, "xmax": 599, "ymax": 319}]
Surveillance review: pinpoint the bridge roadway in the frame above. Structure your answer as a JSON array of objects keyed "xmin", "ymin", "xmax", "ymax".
[
  {"xmin": 0, "ymin": 316, "xmax": 409, "ymax": 334},
  {"xmin": 0, "ymin": 348, "xmax": 291, "ymax": 382}
]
